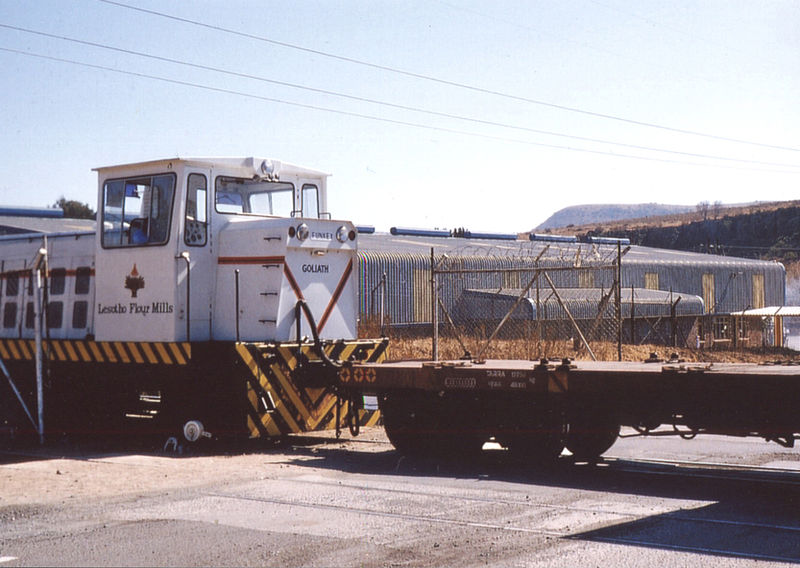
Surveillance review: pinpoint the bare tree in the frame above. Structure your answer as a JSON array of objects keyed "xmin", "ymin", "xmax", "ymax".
[{"xmin": 696, "ymin": 201, "xmax": 710, "ymax": 221}]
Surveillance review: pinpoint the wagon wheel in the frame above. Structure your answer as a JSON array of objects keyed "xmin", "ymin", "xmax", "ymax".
[
  {"xmin": 503, "ymin": 430, "xmax": 565, "ymax": 464},
  {"xmin": 380, "ymin": 391, "xmax": 484, "ymax": 458},
  {"xmin": 499, "ymin": 407, "xmax": 566, "ymax": 465},
  {"xmin": 565, "ymin": 411, "xmax": 620, "ymax": 462}
]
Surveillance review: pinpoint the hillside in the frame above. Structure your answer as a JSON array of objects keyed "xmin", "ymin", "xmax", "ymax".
[
  {"xmin": 536, "ymin": 203, "xmax": 695, "ymax": 230},
  {"xmin": 542, "ymin": 199, "xmax": 800, "ymax": 239},
  {"xmin": 547, "ymin": 200, "xmax": 800, "ymax": 304}
]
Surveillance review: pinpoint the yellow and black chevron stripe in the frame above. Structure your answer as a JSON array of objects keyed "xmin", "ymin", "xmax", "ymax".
[
  {"xmin": 0, "ymin": 338, "xmax": 191, "ymax": 365},
  {"xmin": 236, "ymin": 339, "xmax": 388, "ymax": 438}
]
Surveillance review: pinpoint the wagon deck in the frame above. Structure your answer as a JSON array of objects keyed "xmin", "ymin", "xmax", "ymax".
[{"xmin": 339, "ymin": 356, "xmax": 800, "ymax": 460}]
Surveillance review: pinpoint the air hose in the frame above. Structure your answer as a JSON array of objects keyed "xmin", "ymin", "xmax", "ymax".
[
  {"xmin": 294, "ymin": 299, "xmax": 342, "ymax": 369},
  {"xmin": 295, "ymin": 300, "xmax": 361, "ymax": 437}
]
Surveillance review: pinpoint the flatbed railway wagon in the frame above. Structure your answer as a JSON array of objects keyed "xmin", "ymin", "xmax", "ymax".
[
  {"xmin": 0, "ymin": 157, "xmax": 387, "ymax": 442},
  {"xmin": 338, "ymin": 355, "xmax": 800, "ymax": 462}
]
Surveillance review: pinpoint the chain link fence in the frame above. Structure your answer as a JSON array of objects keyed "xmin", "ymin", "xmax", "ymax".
[
  {"xmin": 433, "ymin": 244, "xmax": 622, "ymax": 361},
  {"xmin": 358, "ymin": 240, "xmax": 796, "ymax": 361},
  {"xmin": 358, "ymin": 241, "xmax": 706, "ymax": 361}
]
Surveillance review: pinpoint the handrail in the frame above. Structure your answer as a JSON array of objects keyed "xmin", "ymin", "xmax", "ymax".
[{"xmin": 176, "ymin": 252, "xmax": 191, "ymax": 341}]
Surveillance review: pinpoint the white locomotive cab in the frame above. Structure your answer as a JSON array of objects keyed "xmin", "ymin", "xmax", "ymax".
[{"xmin": 93, "ymin": 157, "xmax": 358, "ymax": 343}]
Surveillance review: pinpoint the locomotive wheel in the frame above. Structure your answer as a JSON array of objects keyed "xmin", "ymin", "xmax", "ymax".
[{"xmin": 565, "ymin": 412, "xmax": 620, "ymax": 462}]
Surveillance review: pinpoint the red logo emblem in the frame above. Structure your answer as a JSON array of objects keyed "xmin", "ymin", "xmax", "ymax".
[{"xmin": 124, "ymin": 264, "xmax": 145, "ymax": 298}]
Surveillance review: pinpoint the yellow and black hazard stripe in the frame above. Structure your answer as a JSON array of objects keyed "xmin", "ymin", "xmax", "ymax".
[
  {"xmin": 236, "ymin": 339, "xmax": 388, "ymax": 438},
  {"xmin": 0, "ymin": 339, "xmax": 191, "ymax": 365}
]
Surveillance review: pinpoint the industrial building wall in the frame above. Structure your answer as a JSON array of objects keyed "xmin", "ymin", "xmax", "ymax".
[
  {"xmin": 621, "ymin": 259, "xmax": 785, "ymax": 314},
  {"xmin": 358, "ymin": 248, "xmax": 785, "ymax": 327}
]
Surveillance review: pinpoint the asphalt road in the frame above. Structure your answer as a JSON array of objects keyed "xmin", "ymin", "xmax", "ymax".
[{"xmin": 2, "ymin": 428, "xmax": 800, "ymax": 567}]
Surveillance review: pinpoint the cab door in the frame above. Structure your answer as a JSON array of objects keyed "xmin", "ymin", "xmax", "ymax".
[
  {"xmin": 178, "ymin": 170, "xmax": 213, "ymax": 340},
  {"xmin": 94, "ymin": 171, "xmax": 182, "ymax": 342}
]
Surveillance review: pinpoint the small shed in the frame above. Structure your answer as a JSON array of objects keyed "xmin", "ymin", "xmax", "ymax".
[{"xmin": 730, "ymin": 306, "xmax": 800, "ymax": 348}]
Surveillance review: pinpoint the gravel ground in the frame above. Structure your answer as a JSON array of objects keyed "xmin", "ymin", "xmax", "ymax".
[{"xmin": 3, "ymin": 428, "xmax": 800, "ymax": 567}]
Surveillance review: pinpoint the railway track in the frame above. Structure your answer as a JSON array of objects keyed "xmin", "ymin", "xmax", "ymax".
[
  {"xmin": 603, "ymin": 454, "xmax": 800, "ymax": 482},
  {"xmin": 4, "ymin": 438, "xmax": 800, "ymax": 486},
  {"xmin": 4, "ymin": 436, "xmax": 800, "ymax": 565},
  {"xmin": 202, "ymin": 469, "xmax": 800, "ymax": 564}
]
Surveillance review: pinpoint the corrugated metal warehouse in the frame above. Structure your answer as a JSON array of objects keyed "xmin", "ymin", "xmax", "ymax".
[{"xmin": 358, "ymin": 231, "xmax": 785, "ymax": 329}]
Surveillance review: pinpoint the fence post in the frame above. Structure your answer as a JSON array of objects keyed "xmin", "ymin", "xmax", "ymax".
[
  {"xmin": 616, "ymin": 242, "xmax": 622, "ymax": 361},
  {"xmin": 536, "ymin": 270, "xmax": 541, "ymax": 348},
  {"xmin": 431, "ymin": 247, "xmax": 438, "ymax": 361},
  {"xmin": 630, "ymin": 284, "xmax": 635, "ymax": 344},
  {"xmin": 33, "ymin": 241, "xmax": 48, "ymax": 445},
  {"xmin": 380, "ymin": 272, "xmax": 386, "ymax": 334},
  {"xmin": 670, "ymin": 287, "xmax": 676, "ymax": 347}
]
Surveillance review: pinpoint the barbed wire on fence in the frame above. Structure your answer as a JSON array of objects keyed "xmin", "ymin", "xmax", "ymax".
[
  {"xmin": 358, "ymin": 242, "xmax": 770, "ymax": 362},
  {"xmin": 429, "ymin": 243, "xmax": 705, "ymax": 362}
]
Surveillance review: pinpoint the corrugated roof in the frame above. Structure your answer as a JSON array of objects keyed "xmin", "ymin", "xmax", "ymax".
[
  {"xmin": 484, "ymin": 286, "xmax": 701, "ymax": 304},
  {"xmin": 358, "ymin": 233, "xmax": 781, "ymax": 268},
  {"xmin": 454, "ymin": 287, "xmax": 704, "ymax": 321},
  {"xmin": 730, "ymin": 306, "xmax": 800, "ymax": 317},
  {"xmin": 0, "ymin": 216, "xmax": 96, "ymax": 235}
]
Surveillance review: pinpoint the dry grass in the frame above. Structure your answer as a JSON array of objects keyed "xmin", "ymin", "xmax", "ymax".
[
  {"xmin": 359, "ymin": 310, "xmax": 800, "ymax": 365},
  {"xmin": 360, "ymin": 326, "xmax": 799, "ymax": 364}
]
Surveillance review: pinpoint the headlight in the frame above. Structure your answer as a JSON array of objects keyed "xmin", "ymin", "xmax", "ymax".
[
  {"xmin": 295, "ymin": 223, "xmax": 309, "ymax": 241},
  {"xmin": 336, "ymin": 225, "xmax": 348, "ymax": 243}
]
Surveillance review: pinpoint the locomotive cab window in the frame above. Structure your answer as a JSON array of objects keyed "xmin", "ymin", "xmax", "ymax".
[
  {"xmin": 215, "ymin": 176, "xmax": 294, "ymax": 217},
  {"xmin": 185, "ymin": 174, "xmax": 208, "ymax": 246},
  {"xmin": 102, "ymin": 174, "xmax": 176, "ymax": 247},
  {"xmin": 301, "ymin": 184, "xmax": 319, "ymax": 218}
]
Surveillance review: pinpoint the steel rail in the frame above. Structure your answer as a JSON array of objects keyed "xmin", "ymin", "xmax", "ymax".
[{"xmin": 274, "ymin": 466, "xmax": 800, "ymax": 535}]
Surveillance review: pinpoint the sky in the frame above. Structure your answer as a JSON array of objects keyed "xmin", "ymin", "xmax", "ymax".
[{"xmin": 0, "ymin": 0, "xmax": 798, "ymax": 233}]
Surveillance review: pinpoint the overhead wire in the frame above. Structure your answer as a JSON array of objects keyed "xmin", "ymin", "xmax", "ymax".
[
  {"xmin": 3, "ymin": 45, "xmax": 798, "ymax": 176},
  {"xmin": 1, "ymin": 22, "xmax": 797, "ymax": 171},
  {"xmin": 96, "ymin": 0, "xmax": 800, "ymax": 154}
]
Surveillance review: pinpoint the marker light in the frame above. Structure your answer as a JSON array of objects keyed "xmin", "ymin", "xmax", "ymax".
[
  {"xmin": 258, "ymin": 159, "xmax": 280, "ymax": 181},
  {"xmin": 336, "ymin": 225, "xmax": 349, "ymax": 243},
  {"xmin": 296, "ymin": 223, "xmax": 309, "ymax": 241}
]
